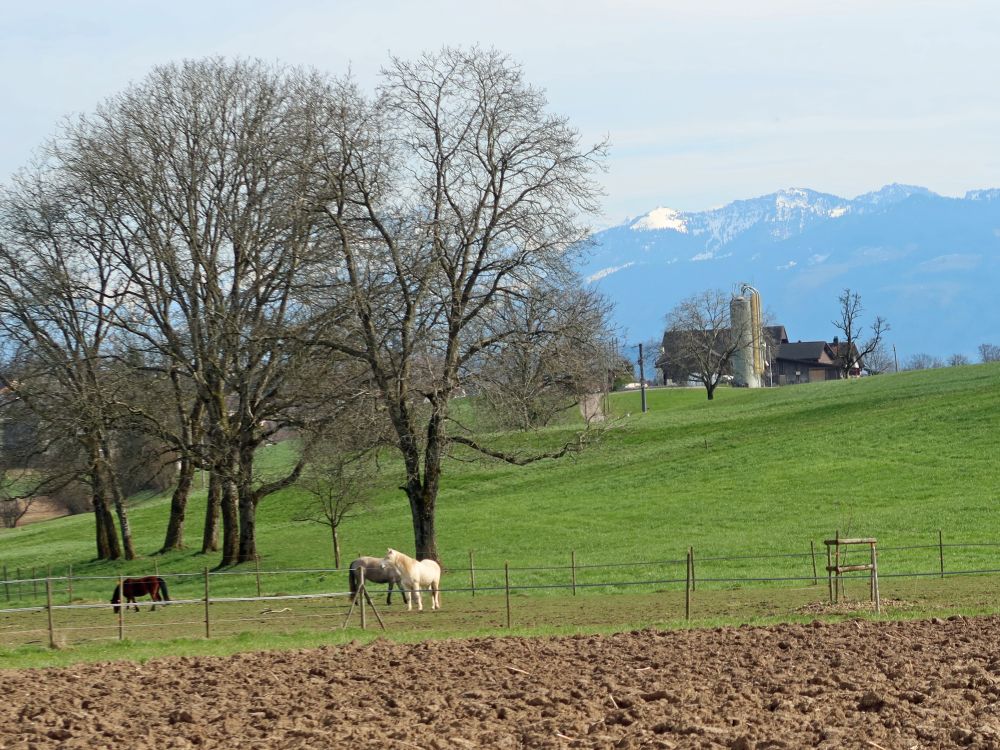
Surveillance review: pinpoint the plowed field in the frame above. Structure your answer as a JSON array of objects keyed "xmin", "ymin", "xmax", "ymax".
[{"xmin": 3, "ymin": 615, "xmax": 1000, "ymax": 749}]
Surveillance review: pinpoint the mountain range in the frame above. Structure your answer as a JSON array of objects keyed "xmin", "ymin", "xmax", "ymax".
[{"xmin": 581, "ymin": 185, "xmax": 1000, "ymax": 362}]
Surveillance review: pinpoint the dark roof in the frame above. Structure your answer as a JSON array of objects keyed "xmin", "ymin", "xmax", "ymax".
[{"xmin": 775, "ymin": 341, "xmax": 831, "ymax": 362}]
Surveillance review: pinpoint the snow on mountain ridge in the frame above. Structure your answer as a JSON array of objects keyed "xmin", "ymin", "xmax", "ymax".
[{"xmin": 630, "ymin": 207, "xmax": 688, "ymax": 233}]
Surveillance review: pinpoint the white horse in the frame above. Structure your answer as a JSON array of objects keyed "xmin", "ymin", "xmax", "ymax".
[{"xmin": 381, "ymin": 548, "xmax": 441, "ymax": 611}]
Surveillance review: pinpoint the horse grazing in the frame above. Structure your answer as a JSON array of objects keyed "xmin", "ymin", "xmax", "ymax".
[
  {"xmin": 111, "ymin": 576, "xmax": 170, "ymax": 614},
  {"xmin": 348, "ymin": 556, "xmax": 405, "ymax": 605},
  {"xmin": 381, "ymin": 548, "xmax": 441, "ymax": 612}
]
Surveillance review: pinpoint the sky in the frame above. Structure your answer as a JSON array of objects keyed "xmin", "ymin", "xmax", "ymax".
[{"xmin": 2, "ymin": 1, "xmax": 998, "ymax": 226}]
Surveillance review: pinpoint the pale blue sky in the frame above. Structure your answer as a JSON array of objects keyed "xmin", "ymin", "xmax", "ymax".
[{"xmin": 3, "ymin": 1, "xmax": 998, "ymax": 224}]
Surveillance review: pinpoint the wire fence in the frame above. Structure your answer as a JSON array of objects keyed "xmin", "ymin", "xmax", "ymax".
[{"xmin": 1, "ymin": 533, "xmax": 998, "ymax": 649}]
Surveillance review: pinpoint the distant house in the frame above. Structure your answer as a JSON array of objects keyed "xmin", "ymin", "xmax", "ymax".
[{"xmin": 773, "ymin": 336, "xmax": 862, "ymax": 385}]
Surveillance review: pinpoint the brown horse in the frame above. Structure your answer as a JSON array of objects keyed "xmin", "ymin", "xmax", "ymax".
[{"xmin": 111, "ymin": 576, "xmax": 170, "ymax": 614}]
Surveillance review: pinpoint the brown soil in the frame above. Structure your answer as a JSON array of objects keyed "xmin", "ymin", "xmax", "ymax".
[{"xmin": 3, "ymin": 616, "xmax": 1000, "ymax": 749}]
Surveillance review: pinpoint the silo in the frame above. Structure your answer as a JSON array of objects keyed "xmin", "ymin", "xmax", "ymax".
[{"xmin": 730, "ymin": 285, "xmax": 764, "ymax": 388}]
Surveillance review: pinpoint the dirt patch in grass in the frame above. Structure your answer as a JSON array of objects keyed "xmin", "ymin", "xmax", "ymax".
[{"xmin": 3, "ymin": 615, "xmax": 1000, "ymax": 748}]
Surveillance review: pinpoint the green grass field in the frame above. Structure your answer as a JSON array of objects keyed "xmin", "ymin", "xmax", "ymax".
[{"xmin": 1, "ymin": 363, "xmax": 998, "ymax": 666}]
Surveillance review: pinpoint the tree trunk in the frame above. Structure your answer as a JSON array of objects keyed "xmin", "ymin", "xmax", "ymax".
[
  {"xmin": 89, "ymin": 447, "xmax": 121, "ymax": 560},
  {"xmin": 161, "ymin": 455, "xmax": 195, "ymax": 552},
  {"xmin": 332, "ymin": 527, "xmax": 341, "ymax": 569},
  {"xmin": 706, "ymin": 383, "xmax": 716, "ymax": 400},
  {"xmin": 105, "ymin": 466, "xmax": 136, "ymax": 560},
  {"xmin": 236, "ymin": 444, "xmax": 257, "ymax": 564},
  {"xmin": 219, "ymin": 472, "xmax": 240, "ymax": 567},
  {"xmin": 406, "ymin": 484, "xmax": 439, "ymax": 562},
  {"xmin": 201, "ymin": 470, "xmax": 221, "ymax": 553},
  {"xmin": 92, "ymin": 489, "xmax": 119, "ymax": 560}
]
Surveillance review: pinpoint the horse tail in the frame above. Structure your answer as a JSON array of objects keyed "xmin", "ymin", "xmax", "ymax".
[
  {"xmin": 156, "ymin": 576, "xmax": 170, "ymax": 602},
  {"xmin": 348, "ymin": 566, "xmax": 358, "ymax": 596}
]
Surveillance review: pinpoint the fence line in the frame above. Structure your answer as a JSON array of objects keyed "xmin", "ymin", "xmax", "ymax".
[{"xmin": 2, "ymin": 533, "xmax": 997, "ymax": 649}]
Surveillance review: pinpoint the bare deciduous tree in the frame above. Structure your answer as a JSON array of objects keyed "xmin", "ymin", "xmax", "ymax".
[
  {"xmin": 978, "ymin": 343, "xmax": 1000, "ymax": 363},
  {"xmin": 663, "ymin": 289, "xmax": 750, "ymax": 400},
  {"xmin": 51, "ymin": 59, "xmax": 339, "ymax": 565},
  {"xmin": 903, "ymin": 353, "xmax": 945, "ymax": 371},
  {"xmin": 0, "ymin": 176, "xmax": 137, "ymax": 559},
  {"xmin": 948, "ymin": 353, "xmax": 971, "ymax": 367},
  {"xmin": 471, "ymin": 284, "xmax": 614, "ymax": 431},
  {"xmin": 312, "ymin": 47, "xmax": 609, "ymax": 560},
  {"xmin": 832, "ymin": 288, "xmax": 889, "ymax": 378}
]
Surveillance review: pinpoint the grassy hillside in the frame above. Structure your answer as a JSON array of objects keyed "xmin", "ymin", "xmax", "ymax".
[{"xmin": 1, "ymin": 363, "xmax": 998, "ymax": 592}]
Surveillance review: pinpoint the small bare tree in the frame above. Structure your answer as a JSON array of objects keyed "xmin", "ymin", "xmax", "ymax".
[
  {"xmin": 294, "ymin": 456, "xmax": 375, "ymax": 569},
  {"xmin": 663, "ymin": 289, "xmax": 750, "ymax": 400},
  {"xmin": 948, "ymin": 353, "xmax": 971, "ymax": 367},
  {"xmin": 471, "ymin": 284, "xmax": 614, "ymax": 430},
  {"xmin": 978, "ymin": 343, "xmax": 1000, "ymax": 363},
  {"xmin": 832, "ymin": 288, "xmax": 889, "ymax": 378},
  {"xmin": 903, "ymin": 353, "xmax": 944, "ymax": 371}
]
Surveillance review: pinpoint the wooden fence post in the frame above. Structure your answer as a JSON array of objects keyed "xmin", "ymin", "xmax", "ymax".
[
  {"xmin": 359, "ymin": 566, "xmax": 367, "ymax": 631},
  {"xmin": 690, "ymin": 547, "xmax": 696, "ymax": 591},
  {"xmin": 118, "ymin": 574, "xmax": 125, "ymax": 641},
  {"xmin": 16, "ymin": 567, "xmax": 22, "ymax": 600},
  {"xmin": 45, "ymin": 578, "xmax": 56, "ymax": 649},
  {"xmin": 826, "ymin": 544, "xmax": 833, "ymax": 603},
  {"xmin": 203, "ymin": 568, "xmax": 211, "ymax": 639},
  {"xmin": 154, "ymin": 558, "xmax": 159, "ymax": 577},
  {"xmin": 834, "ymin": 529, "xmax": 841, "ymax": 603},
  {"xmin": 810, "ymin": 540, "xmax": 818, "ymax": 585},
  {"xmin": 469, "ymin": 550, "xmax": 476, "ymax": 597},
  {"xmin": 504, "ymin": 562, "xmax": 511, "ymax": 629},
  {"xmin": 67, "ymin": 564, "xmax": 73, "ymax": 604},
  {"xmin": 872, "ymin": 542, "xmax": 881, "ymax": 614},
  {"xmin": 571, "ymin": 550, "xmax": 577, "ymax": 596},
  {"xmin": 2, "ymin": 564, "xmax": 8, "ymax": 601},
  {"xmin": 255, "ymin": 555, "xmax": 262, "ymax": 598},
  {"xmin": 32, "ymin": 567, "xmax": 37, "ymax": 599},
  {"xmin": 938, "ymin": 530, "xmax": 945, "ymax": 578},
  {"xmin": 685, "ymin": 548, "xmax": 691, "ymax": 621}
]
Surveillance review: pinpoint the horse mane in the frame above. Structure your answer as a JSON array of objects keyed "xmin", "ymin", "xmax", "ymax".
[{"xmin": 110, "ymin": 584, "xmax": 121, "ymax": 603}]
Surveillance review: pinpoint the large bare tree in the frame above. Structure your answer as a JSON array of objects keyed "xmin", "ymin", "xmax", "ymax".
[
  {"xmin": 832, "ymin": 288, "xmax": 889, "ymax": 378},
  {"xmin": 312, "ymin": 48, "xmax": 608, "ymax": 560},
  {"xmin": 0, "ymin": 175, "xmax": 137, "ymax": 559},
  {"xmin": 48, "ymin": 59, "xmax": 340, "ymax": 565}
]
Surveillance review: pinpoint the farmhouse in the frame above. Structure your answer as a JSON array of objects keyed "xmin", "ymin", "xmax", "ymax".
[{"xmin": 659, "ymin": 326, "xmax": 864, "ymax": 386}]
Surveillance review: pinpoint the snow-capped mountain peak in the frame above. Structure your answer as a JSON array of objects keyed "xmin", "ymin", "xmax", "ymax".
[{"xmin": 630, "ymin": 207, "xmax": 688, "ymax": 233}]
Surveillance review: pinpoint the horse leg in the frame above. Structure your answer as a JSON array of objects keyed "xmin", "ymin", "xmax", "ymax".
[
  {"xmin": 414, "ymin": 586, "xmax": 423, "ymax": 612},
  {"xmin": 432, "ymin": 581, "xmax": 440, "ymax": 610}
]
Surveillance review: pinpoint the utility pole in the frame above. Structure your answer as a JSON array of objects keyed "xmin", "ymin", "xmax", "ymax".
[{"xmin": 638, "ymin": 343, "xmax": 648, "ymax": 413}]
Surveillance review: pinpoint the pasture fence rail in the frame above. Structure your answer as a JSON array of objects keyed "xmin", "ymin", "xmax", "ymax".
[{"xmin": 1, "ymin": 531, "xmax": 998, "ymax": 649}]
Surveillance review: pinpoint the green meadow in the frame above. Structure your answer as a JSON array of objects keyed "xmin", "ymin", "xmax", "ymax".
[{"xmin": 1, "ymin": 363, "xmax": 998, "ymax": 666}]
